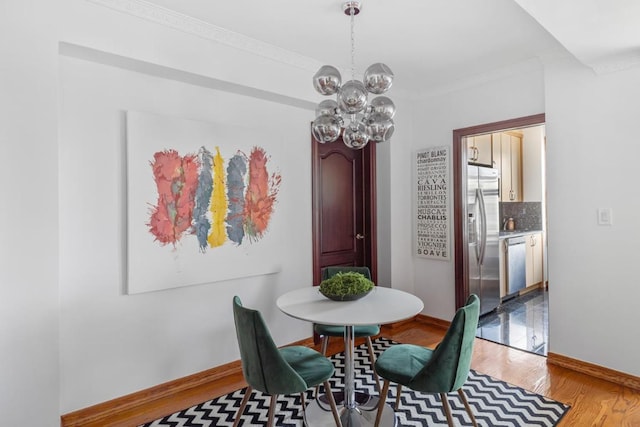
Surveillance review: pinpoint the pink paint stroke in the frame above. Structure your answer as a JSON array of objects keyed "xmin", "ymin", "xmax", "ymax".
[
  {"xmin": 148, "ymin": 149, "xmax": 200, "ymax": 246},
  {"xmin": 243, "ymin": 147, "xmax": 281, "ymax": 241}
]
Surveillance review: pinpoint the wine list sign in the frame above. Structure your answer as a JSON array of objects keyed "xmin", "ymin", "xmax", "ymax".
[{"xmin": 414, "ymin": 146, "xmax": 450, "ymax": 260}]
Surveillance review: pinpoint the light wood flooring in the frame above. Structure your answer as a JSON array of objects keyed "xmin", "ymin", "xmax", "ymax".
[{"xmin": 84, "ymin": 320, "xmax": 640, "ymax": 426}]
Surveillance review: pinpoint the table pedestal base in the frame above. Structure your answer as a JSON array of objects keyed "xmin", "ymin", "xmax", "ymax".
[{"xmin": 304, "ymin": 393, "xmax": 396, "ymax": 427}]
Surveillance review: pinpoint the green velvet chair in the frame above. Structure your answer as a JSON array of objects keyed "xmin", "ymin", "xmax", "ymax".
[
  {"xmin": 232, "ymin": 296, "xmax": 342, "ymax": 427},
  {"xmin": 314, "ymin": 266, "xmax": 381, "ymax": 392},
  {"xmin": 373, "ymin": 294, "xmax": 481, "ymax": 427}
]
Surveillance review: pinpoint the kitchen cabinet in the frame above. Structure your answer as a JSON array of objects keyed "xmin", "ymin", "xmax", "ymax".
[
  {"xmin": 525, "ymin": 232, "xmax": 543, "ymax": 287},
  {"xmin": 493, "ymin": 132, "xmax": 522, "ymax": 201},
  {"xmin": 467, "ymin": 134, "xmax": 493, "ymax": 166},
  {"xmin": 521, "ymin": 126, "xmax": 545, "ymax": 202},
  {"xmin": 498, "ymin": 239, "xmax": 507, "ymax": 297}
]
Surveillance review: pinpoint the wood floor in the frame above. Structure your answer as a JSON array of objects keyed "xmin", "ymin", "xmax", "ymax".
[{"xmin": 85, "ymin": 320, "xmax": 640, "ymax": 426}]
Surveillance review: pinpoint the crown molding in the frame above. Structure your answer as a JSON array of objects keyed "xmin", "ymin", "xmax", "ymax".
[
  {"xmin": 86, "ymin": 0, "xmax": 323, "ymax": 72},
  {"xmin": 539, "ymin": 46, "xmax": 640, "ymax": 76},
  {"xmin": 415, "ymin": 56, "xmax": 545, "ymax": 100},
  {"xmin": 589, "ymin": 51, "xmax": 640, "ymax": 75}
]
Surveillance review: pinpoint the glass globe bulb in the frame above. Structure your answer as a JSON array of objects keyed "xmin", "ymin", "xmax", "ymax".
[
  {"xmin": 313, "ymin": 65, "xmax": 342, "ymax": 96},
  {"xmin": 369, "ymin": 96, "xmax": 396, "ymax": 120},
  {"xmin": 343, "ymin": 121, "xmax": 370, "ymax": 149},
  {"xmin": 364, "ymin": 63, "xmax": 394, "ymax": 94},
  {"xmin": 315, "ymin": 99, "xmax": 339, "ymax": 117},
  {"xmin": 312, "ymin": 114, "xmax": 341, "ymax": 143},
  {"xmin": 365, "ymin": 113, "xmax": 395, "ymax": 142},
  {"xmin": 338, "ymin": 80, "xmax": 368, "ymax": 114}
]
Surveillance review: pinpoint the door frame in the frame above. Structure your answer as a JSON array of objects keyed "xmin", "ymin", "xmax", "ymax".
[
  {"xmin": 311, "ymin": 135, "xmax": 378, "ymax": 286},
  {"xmin": 453, "ymin": 113, "xmax": 545, "ymax": 309}
]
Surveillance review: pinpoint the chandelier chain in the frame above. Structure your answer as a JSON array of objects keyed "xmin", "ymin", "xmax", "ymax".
[{"xmin": 350, "ymin": 6, "xmax": 356, "ymax": 80}]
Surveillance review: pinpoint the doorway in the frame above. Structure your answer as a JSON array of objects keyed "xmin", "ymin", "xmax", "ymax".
[
  {"xmin": 453, "ymin": 114, "xmax": 548, "ymax": 355},
  {"xmin": 311, "ymin": 135, "xmax": 378, "ymax": 286}
]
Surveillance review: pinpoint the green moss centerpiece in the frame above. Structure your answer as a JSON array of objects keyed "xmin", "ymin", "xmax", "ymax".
[{"xmin": 319, "ymin": 271, "xmax": 375, "ymax": 301}]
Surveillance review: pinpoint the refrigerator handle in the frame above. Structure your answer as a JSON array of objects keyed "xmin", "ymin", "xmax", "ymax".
[
  {"xmin": 471, "ymin": 191, "xmax": 480, "ymax": 263},
  {"xmin": 477, "ymin": 188, "xmax": 487, "ymax": 265}
]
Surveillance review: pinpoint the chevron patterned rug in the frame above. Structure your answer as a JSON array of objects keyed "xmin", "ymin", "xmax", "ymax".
[{"xmin": 142, "ymin": 337, "xmax": 569, "ymax": 426}]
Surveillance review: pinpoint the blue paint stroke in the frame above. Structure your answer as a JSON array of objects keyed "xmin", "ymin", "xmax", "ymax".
[
  {"xmin": 226, "ymin": 153, "xmax": 247, "ymax": 245},
  {"xmin": 193, "ymin": 147, "xmax": 213, "ymax": 252}
]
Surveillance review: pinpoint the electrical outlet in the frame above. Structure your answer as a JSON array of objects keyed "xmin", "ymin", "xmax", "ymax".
[{"xmin": 597, "ymin": 208, "xmax": 613, "ymax": 225}]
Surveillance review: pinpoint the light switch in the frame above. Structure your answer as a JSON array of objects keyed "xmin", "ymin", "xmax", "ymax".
[{"xmin": 597, "ymin": 208, "xmax": 613, "ymax": 225}]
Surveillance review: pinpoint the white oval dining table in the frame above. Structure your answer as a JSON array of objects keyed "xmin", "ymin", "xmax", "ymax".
[{"xmin": 277, "ymin": 286, "xmax": 424, "ymax": 427}]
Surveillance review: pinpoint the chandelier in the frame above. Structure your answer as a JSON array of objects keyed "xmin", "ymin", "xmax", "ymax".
[{"xmin": 311, "ymin": 1, "xmax": 396, "ymax": 149}]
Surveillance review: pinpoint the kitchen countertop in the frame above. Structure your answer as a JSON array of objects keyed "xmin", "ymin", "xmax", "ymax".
[{"xmin": 499, "ymin": 230, "xmax": 543, "ymax": 238}]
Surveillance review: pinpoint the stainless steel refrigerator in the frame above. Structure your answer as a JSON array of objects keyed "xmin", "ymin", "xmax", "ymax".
[{"xmin": 467, "ymin": 165, "xmax": 500, "ymax": 315}]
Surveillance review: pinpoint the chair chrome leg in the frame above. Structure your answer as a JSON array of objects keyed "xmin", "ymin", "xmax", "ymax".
[
  {"xmin": 374, "ymin": 380, "xmax": 390, "ymax": 427},
  {"xmin": 394, "ymin": 383, "xmax": 403, "ymax": 409},
  {"xmin": 458, "ymin": 389, "xmax": 478, "ymax": 427},
  {"xmin": 233, "ymin": 386, "xmax": 252, "ymax": 427},
  {"xmin": 366, "ymin": 337, "xmax": 381, "ymax": 393},
  {"xmin": 440, "ymin": 393, "xmax": 454, "ymax": 427},
  {"xmin": 321, "ymin": 335, "xmax": 329, "ymax": 355},
  {"xmin": 267, "ymin": 394, "xmax": 278, "ymax": 427},
  {"xmin": 299, "ymin": 392, "xmax": 309, "ymax": 425},
  {"xmin": 324, "ymin": 380, "xmax": 343, "ymax": 427},
  {"xmin": 315, "ymin": 336, "xmax": 330, "ymax": 399}
]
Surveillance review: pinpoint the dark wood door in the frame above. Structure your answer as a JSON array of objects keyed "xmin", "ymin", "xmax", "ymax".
[{"xmin": 312, "ymin": 135, "xmax": 377, "ymax": 286}]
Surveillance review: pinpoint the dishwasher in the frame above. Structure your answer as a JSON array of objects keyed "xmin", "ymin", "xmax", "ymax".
[{"xmin": 505, "ymin": 236, "xmax": 526, "ymax": 296}]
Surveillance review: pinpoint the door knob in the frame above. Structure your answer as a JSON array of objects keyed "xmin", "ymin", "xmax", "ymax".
[{"xmin": 355, "ymin": 234, "xmax": 365, "ymax": 240}]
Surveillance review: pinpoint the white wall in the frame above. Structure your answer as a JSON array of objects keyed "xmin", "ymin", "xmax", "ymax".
[
  {"xmin": 54, "ymin": 0, "xmax": 394, "ymax": 414},
  {"xmin": 385, "ymin": 96, "xmax": 414, "ymax": 291},
  {"xmin": 404, "ymin": 52, "xmax": 640, "ymax": 376},
  {"xmin": 0, "ymin": 2, "xmax": 61, "ymax": 426},
  {"xmin": 58, "ymin": 54, "xmax": 318, "ymax": 411},
  {"xmin": 398, "ymin": 64, "xmax": 546, "ymax": 320},
  {"xmin": 403, "ymin": 53, "xmax": 640, "ymax": 377},
  {"xmin": 50, "ymin": 0, "xmax": 326, "ymax": 415},
  {"xmin": 544, "ymin": 56, "xmax": 640, "ymax": 376}
]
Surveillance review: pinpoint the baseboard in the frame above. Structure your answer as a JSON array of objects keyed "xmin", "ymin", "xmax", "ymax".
[
  {"xmin": 547, "ymin": 352, "xmax": 640, "ymax": 391},
  {"xmin": 414, "ymin": 313, "xmax": 451, "ymax": 330},
  {"xmin": 519, "ymin": 282, "xmax": 544, "ymax": 295},
  {"xmin": 380, "ymin": 315, "xmax": 418, "ymax": 330},
  {"xmin": 60, "ymin": 337, "xmax": 315, "ymax": 427},
  {"xmin": 416, "ymin": 315, "xmax": 640, "ymax": 392},
  {"xmin": 60, "ymin": 361, "xmax": 243, "ymax": 427},
  {"xmin": 61, "ymin": 326, "xmax": 640, "ymax": 426}
]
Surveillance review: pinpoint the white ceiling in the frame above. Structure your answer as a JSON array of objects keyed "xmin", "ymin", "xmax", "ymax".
[
  {"xmin": 143, "ymin": 0, "xmax": 640, "ymax": 95},
  {"xmin": 515, "ymin": 0, "xmax": 640, "ymax": 73}
]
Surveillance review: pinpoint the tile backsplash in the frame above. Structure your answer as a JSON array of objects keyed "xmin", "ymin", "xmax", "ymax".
[{"xmin": 500, "ymin": 202, "xmax": 543, "ymax": 231}]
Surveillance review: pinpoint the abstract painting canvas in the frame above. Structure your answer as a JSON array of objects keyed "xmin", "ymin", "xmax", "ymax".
[{"xmin": 126, "ymin": 111, "xmax": 283, "ymax": 294}]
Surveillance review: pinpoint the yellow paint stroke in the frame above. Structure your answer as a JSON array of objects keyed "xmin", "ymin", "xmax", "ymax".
[{"xmin": 208, "ymin": 146, "xmax": 227, "ymax": 248}]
